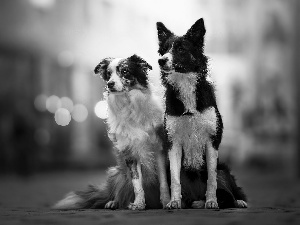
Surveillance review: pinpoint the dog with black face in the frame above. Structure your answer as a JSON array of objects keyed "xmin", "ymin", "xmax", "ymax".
[
  {"xmin": 157, "ymin": 19, "xmax": 247, "ymax": 209},
  {"xmin": 54, "ymin": 54, "xmax": 170, "ymax": 210}
]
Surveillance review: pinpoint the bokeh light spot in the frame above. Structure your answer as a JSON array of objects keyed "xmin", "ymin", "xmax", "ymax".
[
  {"xmin": 46, "ymin": 95, "xmax": 61, "ymax": 113},
  {"xmin": 54, "ymin": 108, "xmax": 71, "ymax": 126},
  {"xmin": 60, "ymin": 96, "xmax": 74, "ymax": 112},
  {"xmin": 34, "ymin": 94, "xmax": 47, "ymax": 112},
  {"xmin": 94, "ymin": 100, "xmax": 108, "ymax": 119},
  {"xmin": 72, "ymin": 104, "xmax": 88, "ymax": 122},
  {"xmin": 29, "ymin": 0, "xmax": 55, "ymax": 9}
]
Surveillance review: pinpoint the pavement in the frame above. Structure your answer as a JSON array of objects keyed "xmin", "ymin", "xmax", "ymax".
[{"xmin": 0, "ymin": 166, "xmax": 300, "ymax": 225}]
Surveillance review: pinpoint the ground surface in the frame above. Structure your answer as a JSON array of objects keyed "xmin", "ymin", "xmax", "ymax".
[{"xmin": 1, "ymin": 167, "xmax": 300, "ymax": 225}]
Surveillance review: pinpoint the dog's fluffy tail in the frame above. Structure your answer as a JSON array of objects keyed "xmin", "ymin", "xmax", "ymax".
[{"xmin": 53, "ymin": 166, "xmax": 126, "ymax": 210}]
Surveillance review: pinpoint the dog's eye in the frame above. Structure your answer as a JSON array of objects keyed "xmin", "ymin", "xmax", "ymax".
[
  {"xmin": 178, "ymin": 47, "xmax": 185, "ymax": 53},
  {"xmin": 121, "ymin": 68, "xmax": 129, "ymax": 75}
]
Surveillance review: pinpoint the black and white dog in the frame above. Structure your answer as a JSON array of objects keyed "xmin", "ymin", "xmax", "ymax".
[
  {"xmin": 157, "ymin": 18, "xmax": 247, "ymax": 209},
  {"xmin": 53, "ymin": 54, "xmax": 170, "ymax": 210}
]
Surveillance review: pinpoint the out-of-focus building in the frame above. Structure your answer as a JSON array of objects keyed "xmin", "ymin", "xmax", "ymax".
[{"xmin": 0, "ymin": 0, "xmax": 298, "ymax": 174}]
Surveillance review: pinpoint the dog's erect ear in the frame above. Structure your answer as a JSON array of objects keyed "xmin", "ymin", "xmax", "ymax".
[
  {"xmin": 128, "ymin": 54, "xmax": 152, "ymax": 71},
  {"xmin": 185, "ymin": 18, "xmax": 206, "ymax": 46},
  {"xmin": 157, "ymin": 22, "xmax": 174, "ymax": 55},
  {"xmin": 94, "ymin": 58, "xmax": 113, "ymax": 80}
]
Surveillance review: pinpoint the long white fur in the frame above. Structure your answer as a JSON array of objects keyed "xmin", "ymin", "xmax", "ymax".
[
  {"xmin": 106, "ymin": 89, "xmax": 164, "ymax": 170},
  {"xmin": 166, "ymin": 72, "xmax": 198, "ymax": 113},
  {"xmin": 53, "ymin": 192, "xmax": 83, "ymax": 210},
  {"xmin": 166, "ymin": 108, "xmax": 217, "ymax": 169}
]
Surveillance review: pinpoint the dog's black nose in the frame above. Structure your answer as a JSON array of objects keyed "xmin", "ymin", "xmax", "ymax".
[
  {"xmin": 158, "ymin": 58, "xmax": 168, "ymax": 67},
  {"xmin": 107, "ymin": 81, "xmax": 115, "ymax": 89}
]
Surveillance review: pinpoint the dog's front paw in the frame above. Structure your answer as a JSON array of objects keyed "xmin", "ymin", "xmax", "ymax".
[
  {"xmin": 105, "ymin": 201, "xmax": 117, "ymax": 209},
  {"xmin": 205, "ymin": 199, "xmax": 219, "ymax": 209},
  {"xmin": 128, "ymin": 201, "xmax": 146, "ymax": 210},
  {"xmin": 191, "ymin": 200, "xmax": 205, "ymax": 209},
  {"xmin": 236, "ymin": 200, "xmax": 247, "ymax": 208},
  {"xmin": 166, "ymin": 200, "xmax": 181, "ymax": 209},
  {"xmin": 160, "ymin": 192, "xmax": 171, "ymax": 209}
]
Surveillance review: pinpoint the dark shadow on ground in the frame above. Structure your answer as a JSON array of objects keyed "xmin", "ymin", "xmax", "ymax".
[{"xmin": 0, "ymin": 167, "xmax": 300, "ymax": 225}]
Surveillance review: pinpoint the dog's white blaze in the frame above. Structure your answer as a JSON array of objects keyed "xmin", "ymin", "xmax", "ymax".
[
  {"xmin": 108, "ymin": 58, "xmax": 123, "ymax": 92},
  {"xmin": 161, "ymin": 53, "xmax": 173, "ymax": 69},
  {"xmin": 167, "ymin": 72, "xmax": 198, "ymax": 113},
  {"xmin": 166, "ymin": 107, "xmax": 217, "ymax": 169}
]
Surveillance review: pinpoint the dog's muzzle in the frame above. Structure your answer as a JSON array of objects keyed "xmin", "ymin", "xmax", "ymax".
[
  {"xmin": 158, "ymin": 58, "xmax": 168, "ymax": 67},
  {"xmin": 107, "ymin": 81, "xmax": 116, "ymax": 92},
  {"xmin": 159, "ymin": 53, "xmax": 173, "ymax": 72}
]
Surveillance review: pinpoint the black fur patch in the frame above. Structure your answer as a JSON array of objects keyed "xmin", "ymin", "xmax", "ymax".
[
  {"xmin": 211, "ymin": 108, "xmax": 223, "ymax": 150},
  {"xmin": 164, "ymin": 82, "xmax": 186, "ymax": 116},
  {"xmin": 156, "ymin": 22, "xmax": 176, "ymax": 56},
  {"xmin": 157, "ymin": 19, "xmax": 207, "ymax": 73},
  {"xmin": 181, "ymin": 163, "xmax": 247, "ymax": 208},
  {"xmin": 94, "ymin": 57, "xmax": 113, "ymax": 81},
  {"xmin": 125, "ymin": 54, "xmax": 152, "ymax": 88},
  {"xmin": 125, "ymin": 157, "xmax": 139, "ymax": 179}
]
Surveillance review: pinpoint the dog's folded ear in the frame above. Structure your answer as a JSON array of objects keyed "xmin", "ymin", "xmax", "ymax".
[
  {"xmin": 94, "ymin": 58, "xmax": 113, "ymax": 80},
  {"xmin": 185, "ymin": 18, "xmax": 206, "ymax": 47},
  {"xmin": 128, "ymin": 54, "xmax": 152, "ymax": 71}
]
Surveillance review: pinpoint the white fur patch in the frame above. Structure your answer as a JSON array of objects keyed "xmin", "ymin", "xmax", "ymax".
[
  {"xmin": 166, "ymin": 107, "xmax": 217, "ymax": 169},
  {"xmin": 236, "ymin": 200, "xmax": 248, "ymax": 208},
  {"xmin": 206, "ymin": 74, "xmax": 214, "ymax": 84},
  {"xmin": 52, "ymin": 192, "xmax": 82, "ymax": 209},
  {"xmin": 132, "ymin": 162, "xmax": 145, "ymax": 201},
  {"xmin": 160, "ymin": 53, "xmax": 173, "ymax": 69},
  {"xmin": 129, "ymin": 160, "xmax": 146, "ymax": 210},
  {"xmin": 169, "ymin": 143, "xmax": 182, "ymax": 202},
  {"xmin": 108, "ymin": 58, "xmax": 123, "ymax": 92},
  {"xmin": 106, "ymin": 89, "xmax": 164, "ymax": 169},
  {"xmin": 166, "ymin": 72, "xmax": 198, "ymax": 113},
  {"xmin": 205, "ymin": 143, "xmax": 218, "ymax": 204}
]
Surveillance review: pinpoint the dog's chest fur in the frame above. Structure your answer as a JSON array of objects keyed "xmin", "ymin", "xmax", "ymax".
[
  {"xmin": 165, "ymin": 72, "xmax": 218, "ymax": 169},
  {"xmin": 166, "ymin": 72, "xmax": 198, "ymax": 113},
  {"xmin": 106, "ymin": 90, "xmax": 164, "ymax": 169}
]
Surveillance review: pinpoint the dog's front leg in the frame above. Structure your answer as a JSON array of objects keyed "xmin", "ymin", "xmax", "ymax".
[
  {"xmin": 166, "ymin": 142, "xmax": 182, "ymax": 209},
  {"xmin": 205, "ymin": 142, "xmax": 219, "ymax": 209},
  {"xmin": 128, "ymin": 159, "xmax": 146, "ymax": 210},
  {"xmin": 156, "ymin": 151, "xmax": 171, "ymax": 208}
]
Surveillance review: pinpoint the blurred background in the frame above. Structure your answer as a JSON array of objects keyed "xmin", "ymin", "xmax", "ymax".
[{"xmin": 0, "ymin": 0, "xmax": 299, "ymax": 178}]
